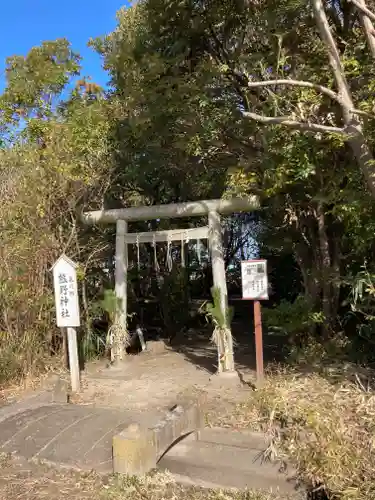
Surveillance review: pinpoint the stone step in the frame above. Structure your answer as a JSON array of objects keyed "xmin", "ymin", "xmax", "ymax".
[
  {"xmin": 198, "ymin": 427, "xmax": 269, "ymax": 450},
  {"xmin": 158, "ymin": 429, "xmax": 300, "ymax": 495}
]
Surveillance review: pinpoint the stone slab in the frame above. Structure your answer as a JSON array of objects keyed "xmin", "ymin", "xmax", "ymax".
[
  {"xmin": 193, "ymin": 427, "xmax": 268, "ymax": 451},
  {"xmin": 159, "ymin": 428, "xmax": 301, "ymax": 495},
  {"xmin": 0, "ymin": 390, "xmax": 55, "ymax": 425},
  {"xmin": 0, "ymin": 403, "xmax": 156, "ymax": 473}
]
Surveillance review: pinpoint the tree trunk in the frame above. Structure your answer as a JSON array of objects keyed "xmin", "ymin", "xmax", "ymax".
[
  {"xmin": 312, "ymin": 0, "xmax": 375, "ymax": 198},
  {"xmin": 293, "ymin": 204, "xmax": 342, "ymax": 338},
  {"xmin": 316, "ymin": 202, "xmax": 332, "ymax": 338},
  {"xmin": 330, "ymin": 238, "xmax": 341, "ymax": 321},
  {"xmin": 294, "ymin": 244, "xmax": 320, "ymax": 309}
]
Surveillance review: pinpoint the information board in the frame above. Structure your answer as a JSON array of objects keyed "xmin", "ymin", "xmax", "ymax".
[{"xmin": 241, "ymin": 259, "xmax": 269, "ymax": 300}]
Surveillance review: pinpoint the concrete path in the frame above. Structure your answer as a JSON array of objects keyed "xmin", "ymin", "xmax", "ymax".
[{"xmin": 0, "ymin": 402, "xmax": 159, "ymax": 473}]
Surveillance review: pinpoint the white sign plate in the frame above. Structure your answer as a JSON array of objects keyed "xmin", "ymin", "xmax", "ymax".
[
  {"xmin": 52, "ymin": 255, "xmax": 81, "ymax": 327},
  {"xmin": 241, "ymin": 259, "xmax": 269, "ymax": 300}
]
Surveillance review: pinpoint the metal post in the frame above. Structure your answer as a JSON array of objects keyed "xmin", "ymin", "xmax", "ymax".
[
  {"xmin": 67, "ymin": 327, "xmax": 80, "ymax": 392},
  {"xmin": 253, "ymin": 300, "xmax": 264, "ymax": 385},
  {"xmin": 208, "ymin": 210, "xmax": 235, "ymax": 372}
]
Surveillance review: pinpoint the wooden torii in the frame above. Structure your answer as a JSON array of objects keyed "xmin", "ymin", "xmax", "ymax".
[{"xmin": 82, "ymin": 196, "xmax": 259, "ymax": 373}]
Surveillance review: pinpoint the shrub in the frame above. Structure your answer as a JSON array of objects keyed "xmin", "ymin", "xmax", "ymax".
[
  {"xmin": 263, "ymin": 295, "xmax": 324, "ymax": 337},
  {"xmin": 245, "ymin": 368, "xmax": 375, "ymax": 500}
]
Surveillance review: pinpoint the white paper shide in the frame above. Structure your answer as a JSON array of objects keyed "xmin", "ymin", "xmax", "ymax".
[
  {"xmin": 52, "ymin": 255, "xmax": 81, "ymax": 327},
  {"xmin": 241, "ymin": 259, "xmax": 269, "ymax": 300}
]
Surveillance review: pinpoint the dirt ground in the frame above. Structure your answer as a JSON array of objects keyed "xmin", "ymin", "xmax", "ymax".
[{"xmin": 68, "ymin": 332, "xmax": 259, "ymax": 429}]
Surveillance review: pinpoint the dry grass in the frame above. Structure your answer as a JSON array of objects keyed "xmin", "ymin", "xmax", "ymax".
[
  {"xmin": 224, "ymin": 365, "xmax": 375, "ymax": 500},
  {"xmin": 105, "ymin": 473, "xmax": 292, "ymax": 500},
  {"xmin": 0, "ymin": 355, "xmax": 64, "ymax": 407},
  {"xmin": 0, "ymin": 457, "xmax": 294, "ymax": 500},
  {"xmin": 0, "ymin": 457, "xmax": 103, "ymax": 500}
]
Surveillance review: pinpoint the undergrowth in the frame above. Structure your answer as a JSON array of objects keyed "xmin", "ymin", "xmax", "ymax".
[
  {"xmin": 0, "ymin": 332, "xmax": 48, "ymax": 386},
  {"xmin": 240, "ymin": 364, "xmax": 375, "ymax": 500},
  {"xmin": 105, "ymin": 473, "xmax": 291, "ymax": 500},
  {"xmin": 0, "ymin": 459, "xmax": 295, "ymax": 500}
]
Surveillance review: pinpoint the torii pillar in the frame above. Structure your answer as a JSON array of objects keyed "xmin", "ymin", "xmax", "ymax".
[
  {"xmin": 114, "ymin": 219, "xmax": 127, "ymax": 361},
  {"xmin": 208, "ymin": 210, "xmax": 234, "ymax": 371}
]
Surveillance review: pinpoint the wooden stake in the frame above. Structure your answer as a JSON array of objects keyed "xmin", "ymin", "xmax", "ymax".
[
  {"xmin": 253, "ymin": 300, "xmax": 264, "ymax": 385},
  {"xmin": 62, "ymin": 328, "xmax": 69, "ymax": 368},
  {"xmin": 67, "ymin": 327, "xmax": 80, "ymax": 392}
]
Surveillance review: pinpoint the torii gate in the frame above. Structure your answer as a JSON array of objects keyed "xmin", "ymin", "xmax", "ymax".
[{"xmin": 82, "ymin": 196, "xmax": 259, "ymax": 373}]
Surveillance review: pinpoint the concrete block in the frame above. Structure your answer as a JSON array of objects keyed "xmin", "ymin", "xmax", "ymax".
[
  {"xmin": 145, "ymin": 340, "xmax": 167, "ymax": 354},
  {"xmin": 51, "ymin": 378, "xmax": 69, "ymax": 403},
  {"xmin": 209, "ymin": 370, "xmax": 242, "ymax": 388},
  {"xmin": 113, "ymin": 424, "xmax": 156, "ymax": 476},
  {"xmin": 112, "ymin": 397, "xmax": 204, "ymax": 476}
]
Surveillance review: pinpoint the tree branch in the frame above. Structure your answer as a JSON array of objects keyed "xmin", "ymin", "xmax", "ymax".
[
  {"xmin": 247, "ymin": 78, "xmax": 340, "ymax": 102},
  {"xmin": 312, "ymin": 0, "xmax": 375, "ymax": 199},
  {"xmin": 246, "ymin": 79, "xmax": 372, "ymax": 117},
  {"xmin": 312, "ymin": 0, "xmax": 353, "ymax": 116},
  {"xmin": 242, "ymin": 110, "xmax": 346, "ymax": 133},
  {"xmin": 350, "ymin": 0, "xmax": 375, "ymax": 22},
  {"xmin": 351, "ymin": 0, "xmax": 375, "ymax": 59}
]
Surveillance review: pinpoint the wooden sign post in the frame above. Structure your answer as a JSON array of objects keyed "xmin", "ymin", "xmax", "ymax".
[
  {"xmin": 240, "ymin": 259, "xmax": 269, "ymax": 385},
  {"xmin": 51, "ymin": 255, "xmax": 81, "ymax": 393}
]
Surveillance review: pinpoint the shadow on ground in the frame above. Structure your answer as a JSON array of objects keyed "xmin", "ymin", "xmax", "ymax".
[
  {"xmin": 165, "ymin": 298, "xmax": 375, "ymax": 392},
  {"xmin": 167, "ymin": 298, "xmax": 289, "ymax": 376},
  {"xmin": 170, "ymin": 325, "xmax": 288, "ymax": 375}
]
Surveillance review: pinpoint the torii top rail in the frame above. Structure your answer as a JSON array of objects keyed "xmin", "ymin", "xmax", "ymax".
[
  {"xmin": 82, "ymin": 196, "xmax": 259, "ymax": 224},
  {"xmin": 82, "ymin": 196, "xmax": 259, "ymax": 373}
]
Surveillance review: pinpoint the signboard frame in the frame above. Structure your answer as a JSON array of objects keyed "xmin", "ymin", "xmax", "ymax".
[{"xmin": 240, "ymin": 259, "xmax": 269, "ymax": 301}]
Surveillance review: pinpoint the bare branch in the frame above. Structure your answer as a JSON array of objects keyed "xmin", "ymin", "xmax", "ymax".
[
  {"xmin": 351, "ymin": 0, "xmax": 375, "ymax": 59},
  {"xmin": 351, "ymin": 108, "xmax": 374, "ymax": 118},
  {"xmin": 246, "ymin": 79, "xmax": 373, "ymax": 117},
  {"xmin": 312, "ymin": 0, "xmax": 353, "ymax": 115},
  {"xmin": 350, "ymin": 0, "xmax": 375, "ymax": 22},
  {"xmin": 242, "ymin": 110, "xmax": 346, "ymax": 134},
  {"xmin": 247, "ymin": 79, "xmax": 341, "ymax": 103}
]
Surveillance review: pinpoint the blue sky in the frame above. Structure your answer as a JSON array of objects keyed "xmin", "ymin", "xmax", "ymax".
[{"xmin": 0, "ymin": 0, "xmax": 129, "ymax": 92}]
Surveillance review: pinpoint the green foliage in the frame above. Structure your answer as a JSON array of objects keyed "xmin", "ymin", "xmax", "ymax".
[
  {"xmin": 97, "ymin": 289, "xmax": 122, "ymax": 325},
  {"xmin": 339, "ymin": 268, "xmax": 375, "ymax": 362},
  {"xmin": 159, "ymin": 265, "xmax": 191, "ymax": 336},
  {"xmin": 263, "ymin": 296, "xmax": 324, "ymax": 336},
  {"xmin": 0, "ymin": 38, "xmax": 113, "ymax": 382},
  {"xmin": 93, "ymin": 0, "xmax": 375, "ymax": 344},
  {"xmin": 202, "ymin": 287, "xmax": 234, "ymax": 329},
  {"xmin": 348, "ymin": 267, "xmax": 375, "ymax": 320},
  {"xmin": 0, "ymin": 39, "xmax": 80, "ymax": 136}
]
